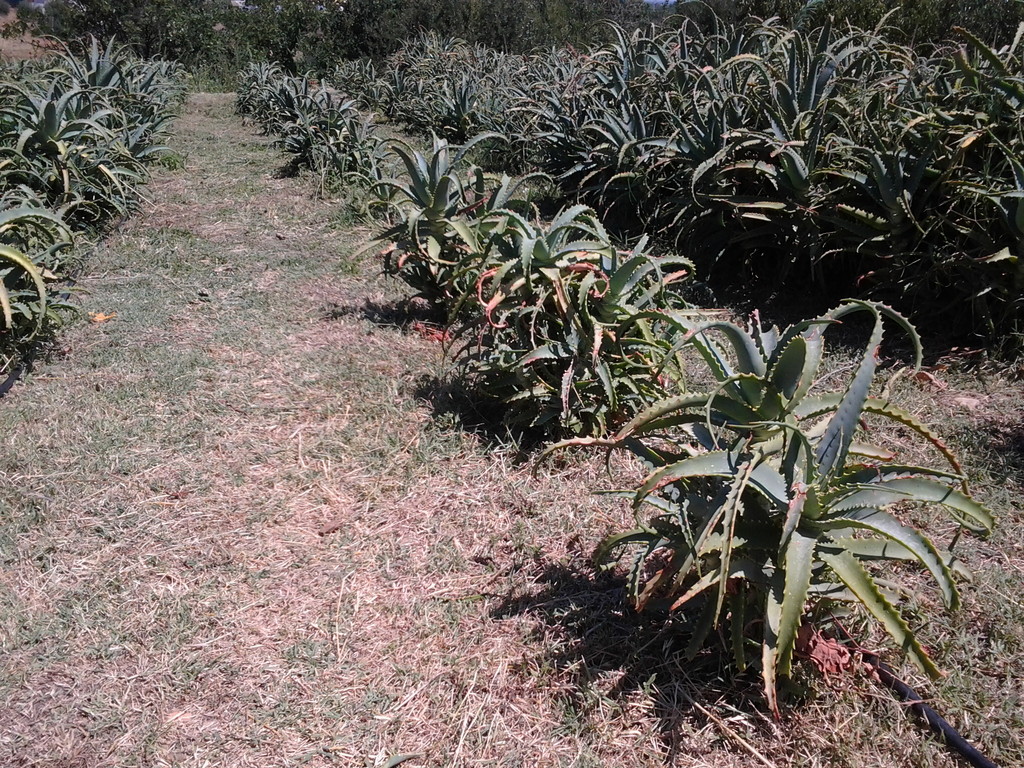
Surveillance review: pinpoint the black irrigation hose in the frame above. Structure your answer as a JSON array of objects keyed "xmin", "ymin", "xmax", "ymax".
[
  {"xmin": 0, "ymin": 361, "xmax": 26, "ymax": 398},
  {"xmin": 863, "ymin": 652, "xmax": 1000, "ymax": 768},
  {"xmin": 833, "ymin": 625, "xmax": 1000, "ymax": 768}
]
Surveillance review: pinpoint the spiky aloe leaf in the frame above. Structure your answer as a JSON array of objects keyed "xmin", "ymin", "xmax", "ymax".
[
  {"xmin": 837, "ymin": 464, "xmax": 963, "ymax": 485},
  {"xmin": 815, "ymin": 509, "xmax": 958, "ymax": 609},
  {"xmin": 762, "ymin": 570, "xmax": 786, "ymax": 716},
  {"xmin": 815, "ymin": 308, "xmax": 884, "ymax": 478},
  {"xmin": 792, "ymin": 395, "xmax": 962, "ymax": 475},
  {"xmin": 669, "ymin": 566, "xmax": 723, "ymax": 612},
  {"xmin": 634, "ymin": 449, "xmax": 789, "ymax": 511},
  {"xmin": 769, "ymin": 334, "xmax": 812, "ymax": 401},
  {"xmin": 0, "ymin": 244, "xmax": 48, "ymax": 335},
  {"xmin": 862, "ymin": 399, "xmax": 962, "ymax": 475},
  {"xmin": 730, "ymin": 587, "xmax": 747, "ymax": 672},
  {"xmin": 595, "ymin": 528, "xmax": 660, "ymax": 569},
  {"xmin": 685, "ymin": 320, "xmax": 768, "ymax": 377},
  {"xmin": 614, "ymin": 392, "xmax": 762, "ymax": 438},
  {"xmin": 624, "ymin": 535, "xmax": 666, "ymax": 605},
  {"xmin": 723, "ymin": 372, "xmax": 766, "ymax": 409},
  {"xmin": 826, "ymin": 477, "xmax": 994, "ymax": 534},
  {"xmin": 777, "ymin": 529, "xmax": 817, "ymax": 677},
  {"xmin": 829, "ymin": 536, "xmax": 970, "ymax": 579},
  {"xmin": 819, "ymin": 547, "xmax": 941, "ymax": 679},
  {"xmin": 815, "ymin": 301, "xmax": 922, "ymax": 479},
  {"xmin": 707, "ymin": 455, "xmax": 754, "ymax": 622},
  {"xmin": 764, "ymin": 527, "xmax": 818, "ymax": 714}
]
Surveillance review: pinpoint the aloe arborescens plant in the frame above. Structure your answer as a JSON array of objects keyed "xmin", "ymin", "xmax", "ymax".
[{"xmin": 550, "ymin": 300, "xmax": 993, "ymax": 713}]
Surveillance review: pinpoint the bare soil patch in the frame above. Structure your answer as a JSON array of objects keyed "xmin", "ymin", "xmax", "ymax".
[{"xmin": 0, "ymin": 15, "xmax": 58, "ymax": 61}]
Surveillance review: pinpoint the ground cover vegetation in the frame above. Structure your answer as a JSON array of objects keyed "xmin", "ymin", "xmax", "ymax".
[
  {"xmin": 238, "ymin": 21, "xmax": 1006, "ymax": 740},
  {"xmin": 0, "ymin": 38, "xmax": 182, "ymax": 373}
]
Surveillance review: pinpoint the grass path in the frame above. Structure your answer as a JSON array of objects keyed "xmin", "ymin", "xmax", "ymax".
[
  {"xmin": 1, "ymin": 94, "xmax": 1022, "ymax": 768},
  {"xmin": 0, "ymin": 92, "xmax": 653, "ymax": 768}
]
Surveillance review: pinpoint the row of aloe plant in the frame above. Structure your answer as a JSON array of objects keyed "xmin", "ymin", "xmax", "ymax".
[
  {"xmin": 334, "ymin": 19, "xmax": 1024, "ymax": 354},
  {"xmin": 236, "ymin": 60, "xmax": 997, "ymax": 721},
  {"xmin": 233, "ymin": 64, "xmax": 696, "ymax": 434},
  {"xmin": 363, "ymin": 133, "xmax": 994, "ymax": 714},
  {"xmin": 331, "ymin": 33, "xmax": 539, "ymax": 170},
  {"xmin": 374, "ymin": 134, "xmax": 695, "ymax": 435},
  {"xmin": 0, "ymin": 39, "xmax": 184, "ymax": 374},
  {"xmin": 235, "ymin": 62, "xmax": 387, "ymax": 196}
]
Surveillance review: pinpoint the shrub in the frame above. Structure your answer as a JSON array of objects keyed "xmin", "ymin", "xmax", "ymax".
[
  {"xmin": 463, "ymin": 207, "xmax": 693, "ymax": 435},
  {"xmin": 547, "ymin": 300, "xmax": 993, "ymax": 712}
]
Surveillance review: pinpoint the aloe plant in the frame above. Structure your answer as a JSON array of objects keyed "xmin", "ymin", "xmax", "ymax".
[
  {"xmin": 0, "ymin": 41, "xmax": 182, "ymax": 373},
  {"xmin": 372, "ymin": 133, "xmax": 539, "ymax": 310},
  {"xmin": 235, "ymin": 64, "xmax": 386, "ymax": 196},
  {"xmin": 464, "ymin": 205, "xmax": 693, "ymax": 435},
  {"xmin": 311, "ymin": 19, "xmax": 1024, "ymax": 348},
  {"xmin": 548, "ymin": 300, "xmax": 993, "ymax": 712}
]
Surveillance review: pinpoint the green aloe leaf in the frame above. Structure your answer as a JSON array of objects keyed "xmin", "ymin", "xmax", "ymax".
[
  {"xmin": 827, "ymin": 477, "xmax": 994, "ymax": 534},
  {"xmin": 762, "ymin": 571, "xmax": 785, "ymax": 716},
  {"xmin": 634, "ymin": 450, "xmax": 789, "ymax": 511},
  {"xmin": 0, "ymin": 244, "xmax": 48, "ymax": 335},
  {"xmin": 816, "ymin": 509, "xmax": 959, "ymax": 608},
  {"xmin": 615, "ymin": 392, "xmax": 761, "ymax": 438},
  {"xmin": 816, "ymin": 308, "xmax": 883, "ymax": 477},
  {"xmin": 776, "ymin": 529, "xmax": 817, "ymax": 678},
  {"xmin": 686, "ymin": 320, "xmax": 768, "ymax": 377},
  {"xmin": 819, "ymin": 547, "xmax": 940, "ymax": 679}
]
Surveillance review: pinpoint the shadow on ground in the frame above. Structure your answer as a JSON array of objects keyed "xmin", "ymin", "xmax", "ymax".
[
  {"xmin": 491, "ymin": 554, "xmax": 774, "ymax": 761},
  {"xmin": 409, "ymin": 372, "xmax": 551, "ymax": 454},
  {"xmin": 319, "ymin": 295, "xmax": 549, "ymax": 450},
  {"xmin": 322, "ymin": 295, "xmax": 442, "ymax": 329}
]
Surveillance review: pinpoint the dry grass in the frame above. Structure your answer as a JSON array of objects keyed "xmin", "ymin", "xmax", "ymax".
[{"xmin": 0, "ymin": 92, "xmax": 1021, "ymax": 768}]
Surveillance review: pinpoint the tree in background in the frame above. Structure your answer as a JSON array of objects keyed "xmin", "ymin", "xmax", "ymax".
[
  {"xmin": 798, "ymin": 0, "xmax": 1024, "ymax": 47},
  {"xmin": 36, "ymin": 0, "xmax": 233, "ymax": 60},
  {"xmin": 18, "ymin": 0, "xmax": 1024, "ymax": 84},
  {"xmin": 25, "ymin": 0, "xmax": 666, "ymax": 67}
]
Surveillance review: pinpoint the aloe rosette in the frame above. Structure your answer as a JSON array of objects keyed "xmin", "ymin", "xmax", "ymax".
[{"xmin": 547, "ymin": 300, "xmax": 993, "ymax": 712}]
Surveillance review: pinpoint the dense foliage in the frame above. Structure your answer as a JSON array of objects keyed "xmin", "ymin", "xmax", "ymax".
[
  {"xmin": 801, "ymin": 0, "xmax": 1024, "ymax": 49},
  {"xmin": 235, "ymin": 62, "xmax": 386, "ymax": 195},
  {"xmin": 19, "ymin": 0, "xmax": 1024, "ymax": 88},
  {"xmin": 21, "ymin": 0, "xmax": 668, "ymax": 84},
  {"xmin": 370, "ymin": 134, "xmax": 696, "ymax": 435},
  {"xmin": 333, "ymin": 22, "xmax": 1024, "ymax": 353},
  {"xmin": 0, "ymin": 40, "xmax": 183, "ymax": 372}
]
